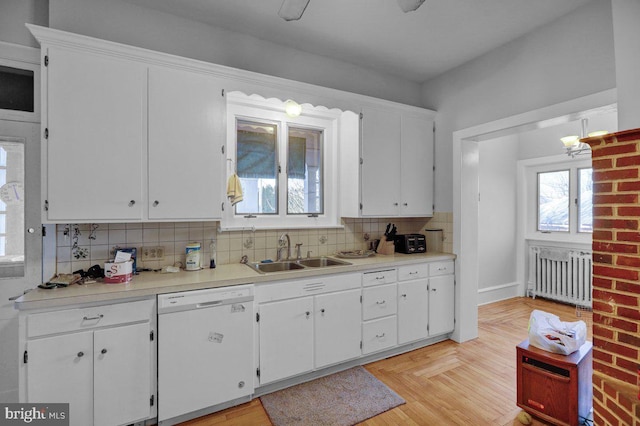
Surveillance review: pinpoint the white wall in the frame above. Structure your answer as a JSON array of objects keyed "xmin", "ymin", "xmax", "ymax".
[
  {"xmin": 0, "ymin": 0, "xmax": 48, "ymax": 47},
  {"xmin": 612, "ymin": 0, "xmax": 640, "ymax": 130},
  {"xmin": 422, "ymin": 0, "xmax": 616, "ymax": 212},
  {"xmin": 48, "ymin": 0, "xmax": 422, "ymax": 107},
  {"xmin": 478, "ymin": 135, "xmax": 518, "ymax": 291}
]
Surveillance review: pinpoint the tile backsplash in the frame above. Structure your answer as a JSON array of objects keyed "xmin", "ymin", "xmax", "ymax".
[{"xmin": 54, "ymin": 212, "xmax": 453, "ymax": 274}]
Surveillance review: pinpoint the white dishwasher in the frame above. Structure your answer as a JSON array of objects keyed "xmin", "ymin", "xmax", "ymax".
[{"xmin": 157, "ymin": 285, "xmax": 254, "ymax": 425}]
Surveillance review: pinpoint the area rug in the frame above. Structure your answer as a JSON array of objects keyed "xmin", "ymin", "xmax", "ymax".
[{"xmin": 260, "ymin": 366, "xmax": 405, "ymax": 426}]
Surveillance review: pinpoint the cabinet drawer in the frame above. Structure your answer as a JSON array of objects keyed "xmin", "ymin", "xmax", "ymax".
[
  {"xmin": 398, "ymin": 264, "xmax": 429, "ymax": 281},
  {"xmin": 362, "ymin": 269, "xmax": 396, "ymax": 287},
  {"xmin": 255, "ymin": 273, "xmax": 361, "ymax": 302},
  {"xmin": 362, "ymin": 284, "xmax": 397, "ymax": 320},
  {"xmin": 429, "ymin": 260, "xmax": 454, "ymax": 277},
  {"xmin": 27, "ymin": 299, "xmax": 154, "ymax": 338},
  {"xmin": 362, "ymin": 316, "xmax": 397, "ymax": 354}
]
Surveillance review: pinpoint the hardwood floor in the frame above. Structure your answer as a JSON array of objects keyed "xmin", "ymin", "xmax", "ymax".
[{"xmin": 179, "ymin": 297, "xmax": 592, "ymax": 426}]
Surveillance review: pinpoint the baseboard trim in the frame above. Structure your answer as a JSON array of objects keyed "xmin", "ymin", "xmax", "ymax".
[{"xmin": 477, "ymin": 282, "xmax": 521, "ymax": 306}]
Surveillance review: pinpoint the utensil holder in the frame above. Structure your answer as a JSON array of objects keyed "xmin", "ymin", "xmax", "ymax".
[{"xmin": 377, "ymin": 240, "xmax": 395, "ymax": 255}]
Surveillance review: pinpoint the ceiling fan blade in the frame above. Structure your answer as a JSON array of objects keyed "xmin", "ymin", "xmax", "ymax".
[
  {"xmin": 278, "ymin": 0, "xmax": 311, "ymax": 21},
  {"xmin": 397, "ymin": 0, "xmax": 425, "ymax": 13}
]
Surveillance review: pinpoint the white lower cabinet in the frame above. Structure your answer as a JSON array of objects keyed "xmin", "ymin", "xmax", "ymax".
[
  {"xmin": 256, "ymin": 273, "xmax": 361, "ymax": 385},
  {"xmin": 398, "ymin": 278, "xmax": 429, "ymax": 344},
  {"xmin": 397, "ymin": 261, "xmax": 455, "ymax": 344},
  {"xmin": 428, "ymin": 274, "xmax": 455, "ymax": 336},
  {"xmin": 258, "ymin": 296, "xmax": 315, "ymax": 384},
  {"xmin": 314, "ymin": 289, "xmax": 362, "ymax": 368},
  {"xmin": 361, "ymin": 269, "xmax": 398, "ymax": 354},
  {"xmin": 362, "ymin": 316, "xmax": 397, "ymax": 354},
  {"xmin": 19, "ymin": 299, "xmax": 156, "ymax": 426}
]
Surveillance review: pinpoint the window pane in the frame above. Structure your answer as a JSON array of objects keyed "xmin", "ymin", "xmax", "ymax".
[
  {"xmin": 287, "ymin": 127, "xmax": 323, "ymax": 214},
  {"xmin": 235, "ymin": 120, "xmax": 278, "ymax": 215},
  {"xmin": 538, "ymin": 170, "xmax": 569, "ymax": 232},
  {"xmin": 0, "ymin": 141, "xmax": 24, "ymax": 275},
  {"xmin": 578, "ymin": 168, "xmax": 593, "ymax": 233},
  {"xmin": 0, "ymin": 65, "xmax": 35, "ymax": 113}
]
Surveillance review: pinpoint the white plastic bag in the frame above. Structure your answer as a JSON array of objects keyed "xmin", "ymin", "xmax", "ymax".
[{"xmin": 528, "ymin": 310, "xmax": 587, "ymax": 355}]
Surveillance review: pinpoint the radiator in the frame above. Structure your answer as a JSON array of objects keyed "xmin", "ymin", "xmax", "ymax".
[{"xmin": 528, "ymin": 245, "xmax": 592, "ymax": 308}]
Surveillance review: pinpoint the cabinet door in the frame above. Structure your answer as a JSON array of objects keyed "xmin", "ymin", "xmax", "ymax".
[
  {"xmin": 148, "ymin": 66, "xmax": 225, "ymax": 220},
  {"xmin": 26, "ymin": 331, "xmax": 93, "ymax": 426},
  {"xmin": 314, "ymin": 289, "xmax": 362, "ymax": 368},
  {"xmin": 360, "ymin": 106, "xmax": 401, "ymax": 216},
  {"xmin": 45, "ymin": 46, "xmax": 145, "ymax": 221},
  {"xmin": 400, "ymin": 114, "xmax": 433, "ymax": 216},
  {"xmin": 259, "ymin": 297, "xmax": 314, "ymax": 384},
  {"xmin": 94, "ymin": 322, "xmax": 150, "ymax": 426},
  {"xmin": 429, "ymin": 275, "xmax": 455, "ymax": 336},
  {"xmin": 398, "ymin": 279, "xmax": 429, "ymax": 344}
]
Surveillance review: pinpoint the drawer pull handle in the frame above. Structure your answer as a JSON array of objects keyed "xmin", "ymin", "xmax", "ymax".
[
  {"xmin": 305, "ymin": 311, "xmax": 310, "ymax": 318},
  {"xmin": 83, "ymin": 314, "xmax": 104, "ymax": 321},
  {"xmin": 375, "ymin": 276, "xmax": 384, "ymax": 280},
  {"xmin": 376, "ymin": 300, "xmax": 386, "ymax": 305},
  {"xmin": 320, "ymin": 308, "xmax": 325, "ymax": 314},
  {"xmin": 153, "ymin": 200, "xmax": 159, "ymax": 207},
  {"xmin": 401, "ymin": 294, "xmax": 407, "ymax": 298},
  {"xmin": 101, "ymin": 348, "xmax": 107, "ymax": 354},
  {"xmin": 409, "ymin": 271, "xmax": 418, "ymax": 275},
  {"xmin": 128, "ymin": 200, "xmax": 136, "ymax": 207},
  {"xmin": 77, "ymin": 351, "xmax": 84, "ymax": 358},
  {"xmin": 375, "ymin": 333, "xmax": 386, "ymax": 339}
]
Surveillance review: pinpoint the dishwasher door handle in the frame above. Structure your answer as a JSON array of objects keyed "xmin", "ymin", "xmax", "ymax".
[{"xmin": 196, "ymin": 300, "xmax": 224, "ymax": 308}]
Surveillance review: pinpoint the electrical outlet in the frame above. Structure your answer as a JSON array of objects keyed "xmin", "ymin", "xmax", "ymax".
[{"xmin": 141, "ymin": 246, "xmax": 165, "ymax": 261}]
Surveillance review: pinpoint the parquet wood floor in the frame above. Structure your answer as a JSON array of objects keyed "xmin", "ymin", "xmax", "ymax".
[{"xmin": 178, "ymin": 297, "xmax": 592, "ymax": 426}]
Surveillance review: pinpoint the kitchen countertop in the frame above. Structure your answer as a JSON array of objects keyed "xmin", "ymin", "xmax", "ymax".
[{"xmin": 15, "ymin": 252, "xmax": 456, "ymax": 311}]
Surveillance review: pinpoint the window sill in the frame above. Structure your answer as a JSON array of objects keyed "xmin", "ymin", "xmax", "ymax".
[{"xmin": 525, "ymin": 233, "xmax": 591, "ymax": 250}]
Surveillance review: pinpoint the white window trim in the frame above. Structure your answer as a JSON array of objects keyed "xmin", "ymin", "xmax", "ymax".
[
  {"xmin": 222, "ymin": 92, "xmax": 342, "ymax": 230},
  {"xmin": 518, "ymin": 153, "xmax": 592, "ymax": 245}
]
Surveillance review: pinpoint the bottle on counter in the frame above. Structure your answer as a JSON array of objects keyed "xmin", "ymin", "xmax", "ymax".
[{"xmin": 209, "ymin": 240, "xmax": 216, "ymax": 269}]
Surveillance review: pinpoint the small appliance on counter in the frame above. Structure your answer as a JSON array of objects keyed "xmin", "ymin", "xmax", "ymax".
[
  {"xmin": 424, "ymin": 229, "xmax": 444, "ymax": 253},
  {"xmin": 394, "ymin": 234, "xmax": 426, "ymax": 254}
]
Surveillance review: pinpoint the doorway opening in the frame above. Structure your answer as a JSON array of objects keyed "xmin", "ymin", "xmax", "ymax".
[{"xmin": 451, "ymin": 89, "xmax": 616, "ymax": 343}]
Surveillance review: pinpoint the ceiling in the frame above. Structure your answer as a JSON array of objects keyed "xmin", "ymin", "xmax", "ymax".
[{"xmin": 127, "ymin": 0, "xmax": 592, "ymax": 83}]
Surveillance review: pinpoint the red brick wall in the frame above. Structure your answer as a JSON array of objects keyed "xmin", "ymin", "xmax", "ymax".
[{"xmin": 585, "ymin": 128, "xmax": 640, "ymax": 425}]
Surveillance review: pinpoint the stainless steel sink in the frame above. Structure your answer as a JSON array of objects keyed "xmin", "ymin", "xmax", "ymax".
[
  {"xmin": 248, "ymin": 261, "xmax": 305, "ymax": 273},
  {"xmin": 296, "ymin": 257, "xmax": 351, "ymax": 268},
  {"xmin": 246, "ymin": 257, "xmax": 351, "ymax": 274}
]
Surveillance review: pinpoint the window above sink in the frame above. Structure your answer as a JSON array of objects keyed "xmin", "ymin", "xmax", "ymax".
[{"xmin": 222, "ymin": 92, "xmax": 353, "ymax": 230}]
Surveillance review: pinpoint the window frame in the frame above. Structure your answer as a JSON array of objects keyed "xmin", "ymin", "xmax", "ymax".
[
  {"xmin": 523, "ymin": 155, "xmax": 592, "ymax": 243},
  {"xmin": 223, "ymin": 92, "xmax": 341, "ymax": 230}
]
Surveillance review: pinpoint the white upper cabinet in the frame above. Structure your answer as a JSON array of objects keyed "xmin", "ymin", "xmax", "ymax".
[
  {"xmin": 44, "ymin": 46, "xmax": 146, "ymax": 221},
  {"xmin": 341, "ymin": 104, "xmax": 435, "ymax": 218},
  {"xmin": 400, "ymin": 113, "xmax": 434, "ymax": 216},
  {"xmin": 29, "ymin": 25, "xmax": 436, "ymax": 223},
  {"xmin": 148, "ymin": 66, "xmax": 225, "ymax": 220},
  {"xmin": 34, "ymin": 28, "xmax": 226, "ymax": 223},
  {"xmin": 360, "ymin": 106, "xmax": 402, "ymax": 216}
]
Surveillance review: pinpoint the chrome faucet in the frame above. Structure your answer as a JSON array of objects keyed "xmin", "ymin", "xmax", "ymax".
[
  {"xmin": 277, "ymin": 233, "xmax": 291, "ymax": 261},
  {"xmin": 295, "ymin": 243, "xmax": 303, "ymax": 260}
]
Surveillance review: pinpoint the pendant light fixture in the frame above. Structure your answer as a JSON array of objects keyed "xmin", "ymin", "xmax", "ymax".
[{"xmin": 561, "ymin": 118, "xmax": 608, "ymax": 158}]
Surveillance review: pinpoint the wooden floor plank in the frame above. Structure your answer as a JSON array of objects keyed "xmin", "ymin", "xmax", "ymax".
[{"xmin": 172, "ymin": 296, "xmax": 591, "ymax": 426}]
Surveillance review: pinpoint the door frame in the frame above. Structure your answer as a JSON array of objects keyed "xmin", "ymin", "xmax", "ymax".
[{"xmin": 451, "ymin": 88, "xmax": 617, "ymax": 343}]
